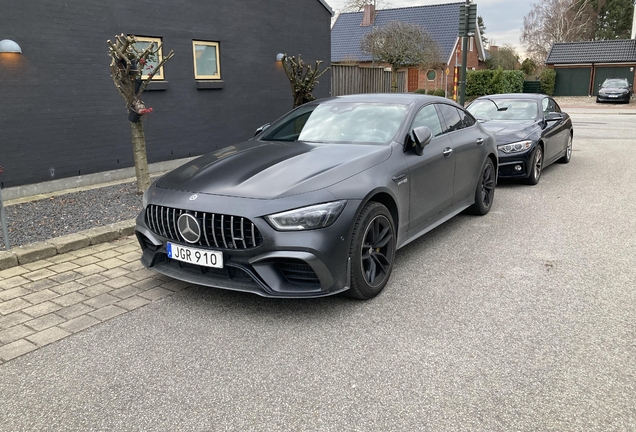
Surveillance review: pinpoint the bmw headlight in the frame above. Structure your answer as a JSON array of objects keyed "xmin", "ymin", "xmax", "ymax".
[
  {"xmin": 498, "ymin": 140, "xmax": 532, "ymax": 154},
  {"xmin": 266, "ymin": 201, "xmax": 347, "ymax": 231}
]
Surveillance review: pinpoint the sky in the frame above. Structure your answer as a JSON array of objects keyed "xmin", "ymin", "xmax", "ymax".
[{"xmin": 326, "ymin": 0, "xmax": 535, "ymax": 57}]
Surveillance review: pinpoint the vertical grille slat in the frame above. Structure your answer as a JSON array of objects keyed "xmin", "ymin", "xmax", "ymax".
[
  {"xmin": 230, "ymin": 216, "xmax": 237, "ymax": 249},
  {"xmin": 145, "ymin": 205, "xmax": 262, "ymax": 250},
  {"xmin": 240, "ymin": 218, "xmax": 247, "ymax": 249},
  {"xmin": 202, "ymin": 213, "xmax": 210, "ymax": 247},
  {"xmin": 220, "ymin": 215, "xmax": 228, "ymax": 248},
  {"xmin": 211, "ymin": 214, "xmax": 219, "ymax": 248}
]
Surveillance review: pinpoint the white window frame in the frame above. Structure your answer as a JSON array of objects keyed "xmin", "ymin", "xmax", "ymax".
[{"xmin": 192, "ymin": 40, "xmax": 221, "ymax": 80}]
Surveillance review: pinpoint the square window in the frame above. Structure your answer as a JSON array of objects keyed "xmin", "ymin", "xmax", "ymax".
[
  {"xmin": 192, "ymin": 41, "xmax": 221, "ymax": 80},
  {"xmin": 132, "ymin": 36, "xmax": 164, "ymax": 80}
]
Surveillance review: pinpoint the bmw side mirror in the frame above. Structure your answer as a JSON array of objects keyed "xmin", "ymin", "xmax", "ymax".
[
  {"xmin": 545, "ymin": 112, "xmax": 563, "ymax": 122},
  {"xmin": 254, "ymin": 123, "xmax": 271, "ymax": 137},
  {"xmin": 412, "ymin": 126, "xmax": 432, "ymax": 156}
]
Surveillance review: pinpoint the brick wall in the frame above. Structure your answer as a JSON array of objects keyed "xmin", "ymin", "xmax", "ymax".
[{"xmin": 0, "ymin": 0, "xmax": 331, "ymax": 188}]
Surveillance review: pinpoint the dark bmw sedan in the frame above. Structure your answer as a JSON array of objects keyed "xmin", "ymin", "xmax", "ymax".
[
  {"xmin": 467, "ymin": 94, "xmax": 573, "ymax": 185},
  {"xmin": 136, "ymin": 94, "xmax": 497, "ymax": 299}
]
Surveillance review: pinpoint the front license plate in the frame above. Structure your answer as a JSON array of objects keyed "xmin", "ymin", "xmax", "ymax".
[
  {"xmin": 609, "ymin": 95, "xmax": 619, "ymax": 98},
  {"xmin": 167, "ymin": 242, "xmax": 223, "ymax": 269}
]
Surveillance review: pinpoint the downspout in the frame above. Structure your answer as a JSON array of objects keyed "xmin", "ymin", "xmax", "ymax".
[{"xmin": 590, "ymin": 62, "xmax": 595, "ymax": 96}]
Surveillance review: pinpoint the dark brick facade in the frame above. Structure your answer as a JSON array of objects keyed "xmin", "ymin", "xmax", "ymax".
[{"xmin": 0, "ymin": 0, "xmax": 331, "ymax": 188}]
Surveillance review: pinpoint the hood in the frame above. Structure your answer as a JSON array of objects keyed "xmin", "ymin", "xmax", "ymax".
[
  {"xmin": 156, "ymin": 140, "xmax": 392, "ymax": 199},
  {"xmin": 477, "ymin": 120, "xmax": 539, "ymax": 145}
]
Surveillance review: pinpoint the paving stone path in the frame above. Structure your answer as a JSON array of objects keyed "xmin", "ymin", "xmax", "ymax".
[{"xmin": 0, "ymin": 236, "xmax": 191, "ymax": 363}]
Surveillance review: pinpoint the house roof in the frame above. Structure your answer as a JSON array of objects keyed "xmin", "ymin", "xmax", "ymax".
[
  {"xmin": 546, "ymin": 39, "xmax": 636, "ymax": 64},
  {"xmin": 331, "ymin": 2, "xmax": 483, "ymax": 64}
]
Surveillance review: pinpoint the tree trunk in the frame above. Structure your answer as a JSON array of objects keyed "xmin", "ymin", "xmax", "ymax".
[
  {"xmin": 130, "ymin": 121, "xmax": 150, "ymax": 193},
  {"xmin": 391, "ymin": 66, "xmax": 398, "ymax": 93}
]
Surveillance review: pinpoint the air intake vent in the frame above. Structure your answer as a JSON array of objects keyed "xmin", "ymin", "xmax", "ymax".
[
  {"xmin": 277, "ymin": 259, "xmax": 320, "ymax": 285},
  {"xmin": 145, "ymin": 204, "xmax": 263, "ymax": 250}
]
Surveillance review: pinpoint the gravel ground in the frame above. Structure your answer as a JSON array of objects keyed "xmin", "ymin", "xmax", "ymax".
[{"xmin": 1, "ymin": 182, "xmax": 142, "ymax": 248}]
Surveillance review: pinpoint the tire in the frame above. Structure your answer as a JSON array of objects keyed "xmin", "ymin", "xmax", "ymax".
[
  {"xmin": 466, "ymin": 158, "xmax": 496, "ymax": 215},
  {"xmin": 347, "ymin": 202, "xmax": 396, "ymax": 300},
  {"xmin": 558, "ymin": 132, "xmax": 573, "ymax": 164},
  {"xmin": 524, "ymin": 145, "xmax": 543, "ymax": 185}
]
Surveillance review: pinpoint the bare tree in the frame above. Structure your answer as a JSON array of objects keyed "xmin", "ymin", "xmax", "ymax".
[
  {"xmin": 341, "ymin": 0, "xmax": 392, "ymax": 12},
  {"xmin": 107, "ymin": 34, "xmax": 174, "ymax": 193},
  {"xmin": 521, "ymin": 0, "xmax": 596, "ymax": 63},
  {"xmin": 280, "ymin": 54, "xmax": 330, "ymax": 108},
  {"xmin": 486, "ymin": 45, "xmax": 520, "ymax": 70},
  {"xmin": 361, "ymin": 21, "xmax": 441, "ymax": 92}
]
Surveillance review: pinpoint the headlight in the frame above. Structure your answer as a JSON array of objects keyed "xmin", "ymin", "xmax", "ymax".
[
  {"xmin": 266, "ymin": 200, "xmax": 347, "ymax": 231},
  {"xmin": 498, "ymin": 140, "xmax": 532, "ymax": 154}
]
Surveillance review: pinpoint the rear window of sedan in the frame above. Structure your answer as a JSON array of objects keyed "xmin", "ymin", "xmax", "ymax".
[
  {"xmin": 261, "ymin": 102, "xmax": 408, "ymax": 144},
  {"xmin": 467, "ymin": 99, "xmax": 538, "ymax": 121}
]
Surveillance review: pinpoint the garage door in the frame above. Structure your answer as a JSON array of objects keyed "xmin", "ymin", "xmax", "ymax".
[
  {"xmin": 592, "ymin": 67, "xmax": 634, "ymax": 95},
  {"xmin": 554, "ymin": 68, "xmax": 591, "ymax": 96}
]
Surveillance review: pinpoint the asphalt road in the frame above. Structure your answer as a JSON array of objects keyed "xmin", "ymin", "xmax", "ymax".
[{"xmin": 1, "ymin": 111, "xmax": 635, "ymax": 431}]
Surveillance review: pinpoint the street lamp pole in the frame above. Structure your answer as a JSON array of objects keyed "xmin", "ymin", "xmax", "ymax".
[{"xmin": 458, "ymin": 0, "xmax": 470, "ymax": 106}]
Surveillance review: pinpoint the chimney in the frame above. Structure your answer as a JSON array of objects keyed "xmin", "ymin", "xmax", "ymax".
[{"xmin": 360, "ymin": 4, "xmax": 375, "ymax": 27}]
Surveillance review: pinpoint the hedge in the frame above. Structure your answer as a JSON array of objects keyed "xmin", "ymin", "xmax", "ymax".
[
  {"xmin": 465, "ymin": 68, "xmax": 525, "ymax": 97},
  {"xmin": 540, "ymin": 69, "xmax": 556, "ymax": 96}
]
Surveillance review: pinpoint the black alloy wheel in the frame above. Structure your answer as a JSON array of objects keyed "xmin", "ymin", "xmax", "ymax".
[
  {"xmin": 348, "ymin": 202, "xmax": 396, "ymax": 300},
  {"xmin": 558, "ymin": 133, "xmax": 573, "ymax": 163},
  {"xmin": 524, "ymin": 145, "xmax": 543, "ymax": 185},
  {"xmin": 467, "ymin": 158, "xmax": 496, "ymax": 215}
]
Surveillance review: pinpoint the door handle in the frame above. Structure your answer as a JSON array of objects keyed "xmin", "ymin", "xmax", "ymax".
[
  {"xmin": 443, "ymin": 148, "xmax": 453, "ymax": 157},
  {"xmin": 476, "ymin": 138, "xmax": 484, "ymax": 146}
]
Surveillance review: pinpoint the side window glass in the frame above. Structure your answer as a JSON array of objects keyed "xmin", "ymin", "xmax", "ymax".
[
  {"xmin": 437, "ymin": 104, "xmax": 463, "ymax": 133},
  {"xmin": 457, "ymin": 108, "xmax": 476, "ymax": 128},
  {"xmin": 542, "ymin": 97, "xmax": 557, "ymax": 115},
  {"xmin": 411, "ymin": 105, "xmax": 443, "ymax": 137}
]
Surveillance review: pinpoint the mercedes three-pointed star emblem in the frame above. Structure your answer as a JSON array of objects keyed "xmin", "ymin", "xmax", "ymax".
[{"xmin": 177, "ymin": 213, "xmax": 201, "ymax": 244}]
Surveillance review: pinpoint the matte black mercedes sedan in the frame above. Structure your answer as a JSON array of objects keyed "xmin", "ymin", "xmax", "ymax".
[
  {"xmin": 136, "ymin": 94, "xmax": 498, "ymax": 299},
  {"xmin": 467, "ymin": 94, "xmax": 573, "ymax": 185}
]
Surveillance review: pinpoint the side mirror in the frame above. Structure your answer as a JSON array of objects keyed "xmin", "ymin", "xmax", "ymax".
[
  {"xmin": 545, "ymin": 112, "xmax": 563, "ymax": 123},
  {"xmin": 254, "ymin": 123, "xmax": 271, "ymax": 137},
  {"xmin": 412, "ymin": 126, "xmax": 432, "ymax": 156}
]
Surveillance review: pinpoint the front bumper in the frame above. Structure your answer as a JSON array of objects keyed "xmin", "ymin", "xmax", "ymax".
[
  {"xmin": 596, "ymin": 93, "xmax": 630, "ymax": 103},
  {"xmin": 135, "ymin": 194, "xmax": 360, "ymax": 298},
  {"xmin": 497, "ymin": 149, "xmax": 534, "ymax": 179}
]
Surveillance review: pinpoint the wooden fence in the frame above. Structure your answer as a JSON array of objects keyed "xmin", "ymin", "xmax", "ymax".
[{"xmin": 331, "ymin": 65, "xmax": 407, "ymax": 96}]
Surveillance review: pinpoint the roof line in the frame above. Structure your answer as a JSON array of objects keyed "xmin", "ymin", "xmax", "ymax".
[
  {"xmin": 335, "ymin": 2, "xmax": 464, "ymax": 15},
  {"xmin": 316, "ymin": 0, "xmax": 334, "ymax": 16}
]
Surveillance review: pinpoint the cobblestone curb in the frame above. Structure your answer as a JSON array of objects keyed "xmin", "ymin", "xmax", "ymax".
[
  {"xmin": 0, "ymin": 235, "xmax": 192, "ymax": 364},
  {"xmin": 0, "ymin": 219, "xmax": 136, "ymax": 270}
]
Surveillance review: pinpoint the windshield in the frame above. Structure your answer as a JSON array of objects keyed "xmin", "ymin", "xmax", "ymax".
[
  {"xmin": 261, "ymin": 102, "xmax": 408, "ymax": 144},
  {"xmin": 467, "ymin": 99, "xmax": 538, "ymax": 121},
  {"xmin": 602, "ymin": 79, "xmax": 628, "ymax": 88}
]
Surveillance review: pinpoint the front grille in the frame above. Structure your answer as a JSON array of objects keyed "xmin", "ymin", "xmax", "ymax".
[
  {"xmin": 277, "ymin": 259, "xmax": 320, "ymax": 286},
  {"xmin": 145, "ymin": 204, "xmax": 263, "ymax": 250}
]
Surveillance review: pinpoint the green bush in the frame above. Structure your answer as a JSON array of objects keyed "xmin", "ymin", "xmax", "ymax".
[
  {"xmin": 426, "ymin": 89, "xmax": 435, "ymax": 95},
  {"xmin": 540, "ymin": 68, "xmax": 557, "ymax": 96},
  {"xmin": 466, "ymin": 68, "xmax": 525, "ymax": 97},
  {"xmin": 414, "ymin": 88, "xmax": 427, "ymax": 94},
  {"xmin": 433, "ymin": 89, "xmax": 446, "ymax": 97}
]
